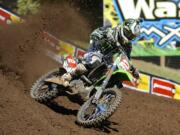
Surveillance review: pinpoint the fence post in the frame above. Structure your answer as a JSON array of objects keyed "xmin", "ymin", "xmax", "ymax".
[{"xmin": 160, "ymin": 56, "xmax": 165, "ymax": 68}]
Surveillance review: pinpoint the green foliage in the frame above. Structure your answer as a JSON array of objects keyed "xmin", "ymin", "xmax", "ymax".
[
  {"xmin": 132, "ymin": 44, "xmax": 180, "ymax": 56},
  {"xmin": 17, "ymin": 0, "xmax": 40, "ymax": 15}
]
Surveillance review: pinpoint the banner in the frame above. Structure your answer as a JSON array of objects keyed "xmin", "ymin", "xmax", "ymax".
[
  {"xmin": 151, "ymin": 77, "xmax": 175, "ymax": 98},
  {"xmin": 174, "ymin": 85, "xmax": 180, "ymax": 100},
  {"xmin": 0, "ymin": 7, "xmax": 22, "ymax": 25},
  {"xmin": 104, "ymin": 0, "xmax": 180, "ymax": 56},
  {"xmin": 58, "ymin": 40, "xmax": 76, "ymax": 56}
]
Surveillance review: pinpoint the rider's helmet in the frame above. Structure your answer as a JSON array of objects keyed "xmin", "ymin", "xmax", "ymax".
[{"xmin": 120, "ymin": 18, "xmax": 143, "ymax": 41}]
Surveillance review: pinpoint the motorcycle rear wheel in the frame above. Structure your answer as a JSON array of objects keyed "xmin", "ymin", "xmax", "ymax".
[
  {"xmin": 30, "ymin": 68, "xmax": 66, "ymax": 103},
  {"xmin": 76, "ymin": 88, "xmax": 122, "ymax": 127}
]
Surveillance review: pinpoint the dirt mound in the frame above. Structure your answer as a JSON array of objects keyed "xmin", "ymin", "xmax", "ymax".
[
  {"xmin": 0, "ymin": 2, "xmax": 180, "ymax": 135},
  {"xmin": 0, "ymin": 2, "xmax": 91, "ymax": 87}
]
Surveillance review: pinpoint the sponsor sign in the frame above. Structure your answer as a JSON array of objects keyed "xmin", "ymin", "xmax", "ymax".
[
  {"xmin": 75, "ymin": 48, "xmax": 86, "ymax": 58},
  {"xmin": 0, "ymin": 7, "xmax": 21, "ymax": 25},
  {"xmin": 43, "ymin": 31, "xmax": 59, "ymax": 49},
  {"xmin": 58, "ymin": 40, "xmax": 75, "ymax": 57},
  {"xmin": 151, "ymin": 77, "xmax": 175, "ymax": 98},
  {"xmin": 174, "ymin": 85, "xmax": 180, "ymax": 100},
  {"xmin": 104, "ymin": 0, "xmax": 180, "ymax": 56},
  {"xmin": 137, "ymin": 73, "xmax": 151, "ymax": 93}
]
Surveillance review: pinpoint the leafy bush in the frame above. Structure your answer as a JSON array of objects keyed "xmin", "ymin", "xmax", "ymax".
[{"xmin": 17, "ymin": 0, "xmax": 40, "ymax": 15}]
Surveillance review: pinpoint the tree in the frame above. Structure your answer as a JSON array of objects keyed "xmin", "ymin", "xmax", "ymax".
[
  {"xmin": 0, "ymin": 0, "xmax": 18, "ymax": 11},
  {"xmin": 17, "ymin": 0, "xmax": 40, "ymax": 15}
]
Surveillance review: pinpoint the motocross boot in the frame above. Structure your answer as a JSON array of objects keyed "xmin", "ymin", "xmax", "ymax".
[
  {"xmin": 59, "ymin": 63, "xmax": 88, "ymax": 87},
  {"xmin": 60, "ymin": 73, "xmax": 72, "ymax": 87}
]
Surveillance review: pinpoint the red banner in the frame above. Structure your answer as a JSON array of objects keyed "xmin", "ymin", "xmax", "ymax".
[
  {"xmin": 0, "ymin": 7, "xmax": 21, "ymax": 25},
  {"xmin": 75, "ymin": 48, "xmax": 86, "ymax": 58},
  {"xmin": 0, "ymin": 8, "xmax": 11, "ymax": 24},
  {"xmin": 151, "ymin": 77, "xmax": 175, "ymax": 98}
]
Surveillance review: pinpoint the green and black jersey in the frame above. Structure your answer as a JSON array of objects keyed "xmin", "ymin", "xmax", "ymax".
[{"xmin": 88, "ymin": 26, "xmax": 132, "ymax": 60}]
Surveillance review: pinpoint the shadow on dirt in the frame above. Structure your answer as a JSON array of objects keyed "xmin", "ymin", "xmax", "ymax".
[
  {"xmin": 75, "ymin": 120, "xmax": 119, "ymax": 133},
  {"xmin": 45, "ymin": 101, "xmax": 78, "ymax": 116},
  {"xmin": 63, "ymin": 92, "xmax": 84, "ymax": 105},
  {"xmin": 93, "ymin": 120, "xmax": 119, "ymax": 133},
  {"xmin": 43, "ymin": 92, "xmax": 84, "ymax": 116},
  {"xmin": 44, "ymin": 92, "xmax": 119, "ymax": 133}
]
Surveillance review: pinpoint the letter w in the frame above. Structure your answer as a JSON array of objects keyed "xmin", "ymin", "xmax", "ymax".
[{"xmin": 117, "ymin": 0, "xmax": 155, "ymax": 19}]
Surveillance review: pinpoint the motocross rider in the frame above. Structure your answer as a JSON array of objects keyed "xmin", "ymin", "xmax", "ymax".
[{"xmin": 61, "ymin": 18, "xmax": 142, "ymax": 87}]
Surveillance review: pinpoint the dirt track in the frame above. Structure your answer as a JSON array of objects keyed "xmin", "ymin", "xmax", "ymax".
[
  {"xmin": 0, "ymin": 2, "xmax": 180, "ymax": 135},
  {"xmin": 0, "ymin": 71, "xmax": 180, "ymax": 135}
]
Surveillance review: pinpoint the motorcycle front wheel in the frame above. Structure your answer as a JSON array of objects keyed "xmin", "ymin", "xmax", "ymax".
[{"xmin": 76, "ymin": 88, "xmax": 122, "ymax": 127}]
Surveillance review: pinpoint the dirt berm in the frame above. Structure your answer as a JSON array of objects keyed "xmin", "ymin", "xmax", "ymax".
[{"xmin": 0, "ymin": 3, "xmax": 180, "ymax": 135}]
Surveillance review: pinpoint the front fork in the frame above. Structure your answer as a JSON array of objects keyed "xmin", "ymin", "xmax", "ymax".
[{"xmin": 94, "ymin": 64, "xmax": 116, "ymax": 102}]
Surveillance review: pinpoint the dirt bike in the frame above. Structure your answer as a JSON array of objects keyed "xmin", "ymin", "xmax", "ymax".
[{"xmin": 30, "ymin": 51, "xmax": 138, "ymax": 127}]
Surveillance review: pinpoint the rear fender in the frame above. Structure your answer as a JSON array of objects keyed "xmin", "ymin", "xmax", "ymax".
[
  {"xmin": 44, "ymin": 76, "xmax": 64, "ymax": 85},
  {"xmin": 44, "ymin": 68, "xmax": 67, "ymax": 85}
]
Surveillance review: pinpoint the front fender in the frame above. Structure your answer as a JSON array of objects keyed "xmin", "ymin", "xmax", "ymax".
[
  {"xmin": 95, "ymin": 69, "xmax": 134, "ymax": 86},
  {"xmin": 112, "ymin": 69, "xmax": 134, "ymax": 82}
]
